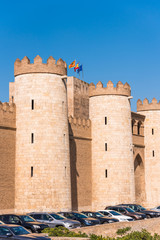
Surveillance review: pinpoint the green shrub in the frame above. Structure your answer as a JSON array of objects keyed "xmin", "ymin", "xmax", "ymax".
[
  {"xmin": 116, "ymin": 227, "xmax": 131, "ymax": 235},
  {"xmin": 42, "ymin": 226, "xmax": 88, "ymax": 237}
]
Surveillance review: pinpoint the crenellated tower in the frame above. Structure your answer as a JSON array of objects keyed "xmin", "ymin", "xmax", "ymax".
[
  {"xmin": 137, "ymin": 98, "xmax": 160, "ymax": 207},
  {"xmin": 89, "ymin": 81, "xmax": 135, "ymax": 209},
  {"xmin": 12, "ymin": 55, "xmax": 71, "ymax": 213}
]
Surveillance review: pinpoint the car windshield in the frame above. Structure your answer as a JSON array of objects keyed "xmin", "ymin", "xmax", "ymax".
[
  {"xmin": 138, "ymin": 205, "xmax": 146, "ymax": 210},
  {"xmin": 110, "ymin": 211, "xmax": 122, "ymax": 216},
  {"xmin": 50, "ymin": 213, "xmax": 65, "ymax": 220},
  {"xmin": 20, "ymin": 215, "xmax": 35, "ymax": 222},
  {"xmin": 125, "ymin": 207, "xmax": 135, "ymax": 213},
  {"xmin": 73, "ymin": 213, "xmax": 88, "ymax": 218},
  {"xmin": 10, "ymin": 226, "xmax": 30, "ymax": 235},
  {"xmin": 95, "ymin": 212, "xmax": 104, "ymax": 217}
]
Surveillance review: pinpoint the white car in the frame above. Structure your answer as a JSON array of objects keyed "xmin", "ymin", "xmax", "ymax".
[
  {"xmin": 98, "ymin": 210, "xmax": 134, "ymax": 222},
  {"xmin": 151, "ymin": 206, "xmax": 160, "ymax": 211}
]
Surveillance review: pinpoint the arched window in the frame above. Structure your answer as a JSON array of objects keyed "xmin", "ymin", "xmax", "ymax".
[
  {"xmin": 132, "ymin": 119, "xmax": 135, "ymax": 134},
  {"xmin": 137, "ymin": 121, "xmax": 142, "ymax": 135}
]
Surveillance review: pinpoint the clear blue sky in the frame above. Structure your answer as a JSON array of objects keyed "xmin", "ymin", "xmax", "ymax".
[{"xmin": 0, "ymin": 0, "xmax": 160, "ymax": 111}]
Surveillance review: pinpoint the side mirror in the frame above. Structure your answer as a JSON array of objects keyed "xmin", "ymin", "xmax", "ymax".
[{"xmin": 6, "ymin": 233, "xmax": 12, "ymax": 237}]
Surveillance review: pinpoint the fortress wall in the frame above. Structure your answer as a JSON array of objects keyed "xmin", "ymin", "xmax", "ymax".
[
  {"xmin": 0, "ymin": 103, "xmax": 16, "ymax": 211},
  {"xmin": 67, "ymin": 77, "xmax": 89, "ymax": 119},
  {"xmin": 69, "ymin": 116, "xmax": 92, "ymax": 211}
]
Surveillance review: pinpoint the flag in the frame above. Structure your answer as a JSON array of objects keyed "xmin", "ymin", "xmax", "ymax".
[
  {"xmin": 77, "ymin": 64, "xmax": 83, "ymax": 73},
  {"xmin": 74, "ymin": 63, "xmax": 79, "ymax": 72},
  {"xmin": 69, "ymin": 60, "xmax": 76, "ymax": 69}
]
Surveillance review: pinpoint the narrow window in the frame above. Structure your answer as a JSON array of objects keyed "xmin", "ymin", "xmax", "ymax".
[
  {"xmin": 65, "ymin": 166, "xmax": 66, "ymax": 177},
  {"xmin": 31, "ymin": 167, "xmax": 33, "ymax": 177},
  {"xmin": 31, "ymin": 100, "xmax": 34, "ymax": 110},
  {"xmin": 63, "ymin": 134, "xmax": 65, "ymax": 144},
  {"xmin": 153, "ymin": 150, "xmax": 155, "ymax": 157},
  {"xmin": 105, "ymin": 169, "xmax": 108, "ymax": 178},
  {"xmin": 137, "ymin": 122, "xmax": 141, "ymax": 135},
  {"xmin": 31, "ymin": 133, "xmax": 34, "ymax": 143},
  {"xmin": 62, "ymin": 101, "xmax": 64, "ymax": 112},
  {"xmin": 105, "ymin": 117, "xmax": 107, "ymax": 125},
  {"xmin": 12, "ymin": 96, "xmax": 14, "ymax": 103},
  {"xmin": 152, "ymin": 128, "xmax": 154, "ymax": 135},
  {"xmin": 105, "ymin": 143, "xmax": 107, "ymax": 151}
]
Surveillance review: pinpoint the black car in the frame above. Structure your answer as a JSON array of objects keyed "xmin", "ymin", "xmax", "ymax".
[
  {"xmin": 0, "ymin": 224, "xmax": 51, "ymax": 240},
  {"xmin": 58, "ymin": 212, "xmax": 100, "ymax": 227},
  {"xmin": 0, "ymin": 214, "xmax": 48, "ymax": 233},
  {"xmin": 118, "ymin": 204, "xmax": 160, "ymax": 218},
  {"xmin": 82, "ymin": 211, "xmax": 119, "ymax": 224}
]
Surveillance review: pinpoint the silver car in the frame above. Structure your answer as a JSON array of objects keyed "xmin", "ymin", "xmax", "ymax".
[{"xmin": 28, "ymin": 212, "xmax": 81, "ymax": 229}]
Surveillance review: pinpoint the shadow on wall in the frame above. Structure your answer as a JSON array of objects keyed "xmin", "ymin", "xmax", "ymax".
[
  {"xmin": 69, "ymin": 123, "xmax": 79, "ymax": 211},
  {"xmin": 134, "ymin": 154, "xmax": 146, "ymax": 204}
]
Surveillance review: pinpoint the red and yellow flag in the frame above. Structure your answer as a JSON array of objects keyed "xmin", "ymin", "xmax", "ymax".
[{"xmin": 69, "ymin": 60, "xmax": 76, "ymax": 69}]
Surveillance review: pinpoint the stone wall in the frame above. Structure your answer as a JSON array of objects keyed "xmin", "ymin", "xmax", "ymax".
[
  {"xmin": 67, "ymin": 77, "xmax": 89, "ymax": 119},
  {"xmin": 69, "ymin": 116, "xmax": 92, "ymax": 211},
  {"xmin": 0, "ymin": 102, "xmax": 16, "ymax": 211}
]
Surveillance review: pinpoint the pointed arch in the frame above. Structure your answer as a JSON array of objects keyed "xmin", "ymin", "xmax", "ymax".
[{"xmin": 134, "ymin": 154, "xmax": 145, "ymax": 203}]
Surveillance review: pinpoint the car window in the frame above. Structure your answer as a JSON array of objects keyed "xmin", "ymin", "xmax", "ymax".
[
  {"xmin": 157, "ymin": 206, "xmax": 160, "ymax": 209},
  {"xmin": 0, "ymin": 215, "xmax": 9, "ymax": 222},
  {"xmin": 10, "ymin": 226, "xmax": 30, "ymax": 235},
  {"xmin": 9, "ymin": 216, "xmax": 20, "ymax": 224},
  {"xmin": 31, "ymin": 214, "xmax": 41, "ymax": 220},
  {"xmin": 0, "ymin": 227, "xmax": 10, "ymax": 235},
  {"xmin": 20, "ymin": 216, "xmax": 35, "ymax": 222},
  {"xmin": 118, "ymin": 208, "xmax": 125, "ymax": 213},
  {"xmin": 42, "ymin": 214, "xmax": 50, "ymax": 221}
]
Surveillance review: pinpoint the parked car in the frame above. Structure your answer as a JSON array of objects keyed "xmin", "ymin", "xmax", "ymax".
[
  {"xmin": 81, "ymin": 211, "xmax": 119, "ymax": 224},
  {"xmin": 118, "ymin": 204, "xmax": 160, "ymax": 218},
  {"xmin": 151, "ymin": 206, "xmax": 160, "ymax": 211},
  {"xmin": 0, "ymin": 224, "xmax": 51, "ymax": 240},
  {"xmin": 28, "ymin": 212, "xmax": 80, "ymax": 229},
  {"xmin": 98, "ymin": 210, "xmax": 134, "ymax": 222},
  {"xmin": 58, "ymin": 211, "xmax": 100, "ymax": 227},
  {"xmin": 105, "ymin": 206, "xmax": 146, "ymax": 220},
  {"xmin": 0, "ymin": 214, "xmax": 48, "ymax": 233}
]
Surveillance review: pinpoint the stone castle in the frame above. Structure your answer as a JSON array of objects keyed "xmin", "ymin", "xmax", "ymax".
[{"xmin": 0, "ymin": 55, "xmax": 159, "ymax": 213}]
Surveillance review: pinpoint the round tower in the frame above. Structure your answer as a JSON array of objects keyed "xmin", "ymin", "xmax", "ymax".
[
  {"xmin": 137, "ymin": 98, "xmax": 160, "ymax": 207},
  {"xmin": 89, "ymin": 81, "xmax": 135, "ymax": 210},
  {"xmin": 14, "ymin": 55, "xmax": 71, "ymax": 212}
]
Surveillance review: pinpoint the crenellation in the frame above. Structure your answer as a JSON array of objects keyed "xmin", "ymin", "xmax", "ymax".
[
  {"xmin": 137, "ymin": 98, "xmax": 160, "ymax": 111},
  {"xmin": 89, "ymin": 80, "xmax": 131, "ymax": 97},
  {"xmin": 0, "ymin": 102, "xmax": 16, "ymax": 128},
  {"xmin": 68, "ymin": 115, "xmax": 91, "ymax": 128},
  {"xmin": 14, "ymin": 55, "xmax": 67, "ymax": 76}
]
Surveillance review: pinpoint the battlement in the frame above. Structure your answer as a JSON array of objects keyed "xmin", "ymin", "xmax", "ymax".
[
  {"xmin": 68, "ymin": 116, "xmax": 91, "ymax": 127},
  {"xmin": 0, "ymin": 102, "xmax": 16, "ymax": 128},
  {"xmin": 69, "ymin": 116, "xmax": 91, "ymax": 140},
  {"xmin": 89, "ymin": 80, "xmax": 131, "ymax": 97},
  {"xmin": 14, "ymin": 55, "xmax": 67, "ymax": 76},
  {"xmin": 137, "ymin": 98, "xmax": 160, "ymax": 111}
]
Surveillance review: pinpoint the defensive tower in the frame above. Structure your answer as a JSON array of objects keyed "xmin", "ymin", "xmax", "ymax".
[
  {"xmin": 12, "ymin": 55, "xmax": 71, "ymax": 212},
  {"xmin": 137, "ymin": 98, "xmax": 160, "ymax": 207},
  {"xmin": 89, "ymin": 81, "xmax": 135, "ymax": 209}
]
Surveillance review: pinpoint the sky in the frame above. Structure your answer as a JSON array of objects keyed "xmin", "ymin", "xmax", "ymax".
[{"xmin": 0, "ymin": 0, "xmax": 160, "ymax": 111}]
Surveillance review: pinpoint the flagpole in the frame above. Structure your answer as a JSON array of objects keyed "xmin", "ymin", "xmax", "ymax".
[{"xmin": 82, "ymin": 64, "xmax": 84, "ymax": 81}]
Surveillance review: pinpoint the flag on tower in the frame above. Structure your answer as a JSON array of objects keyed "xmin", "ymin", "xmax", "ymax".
[
  {"xmin": 74, "ymin": 63, "xmax": 79, "ymax": 72},
  {"xmin": 77, "ymin": 64, "xmax": 83, "ymax": 73},
  {"xmin": 69, "ymin": 60, "xmax": 76, "ymax": 69}
]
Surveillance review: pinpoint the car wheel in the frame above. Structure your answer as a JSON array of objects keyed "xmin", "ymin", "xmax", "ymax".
[{"xmin": 146, "ymin": 215, "xmax": 151, "ymax": 219}]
